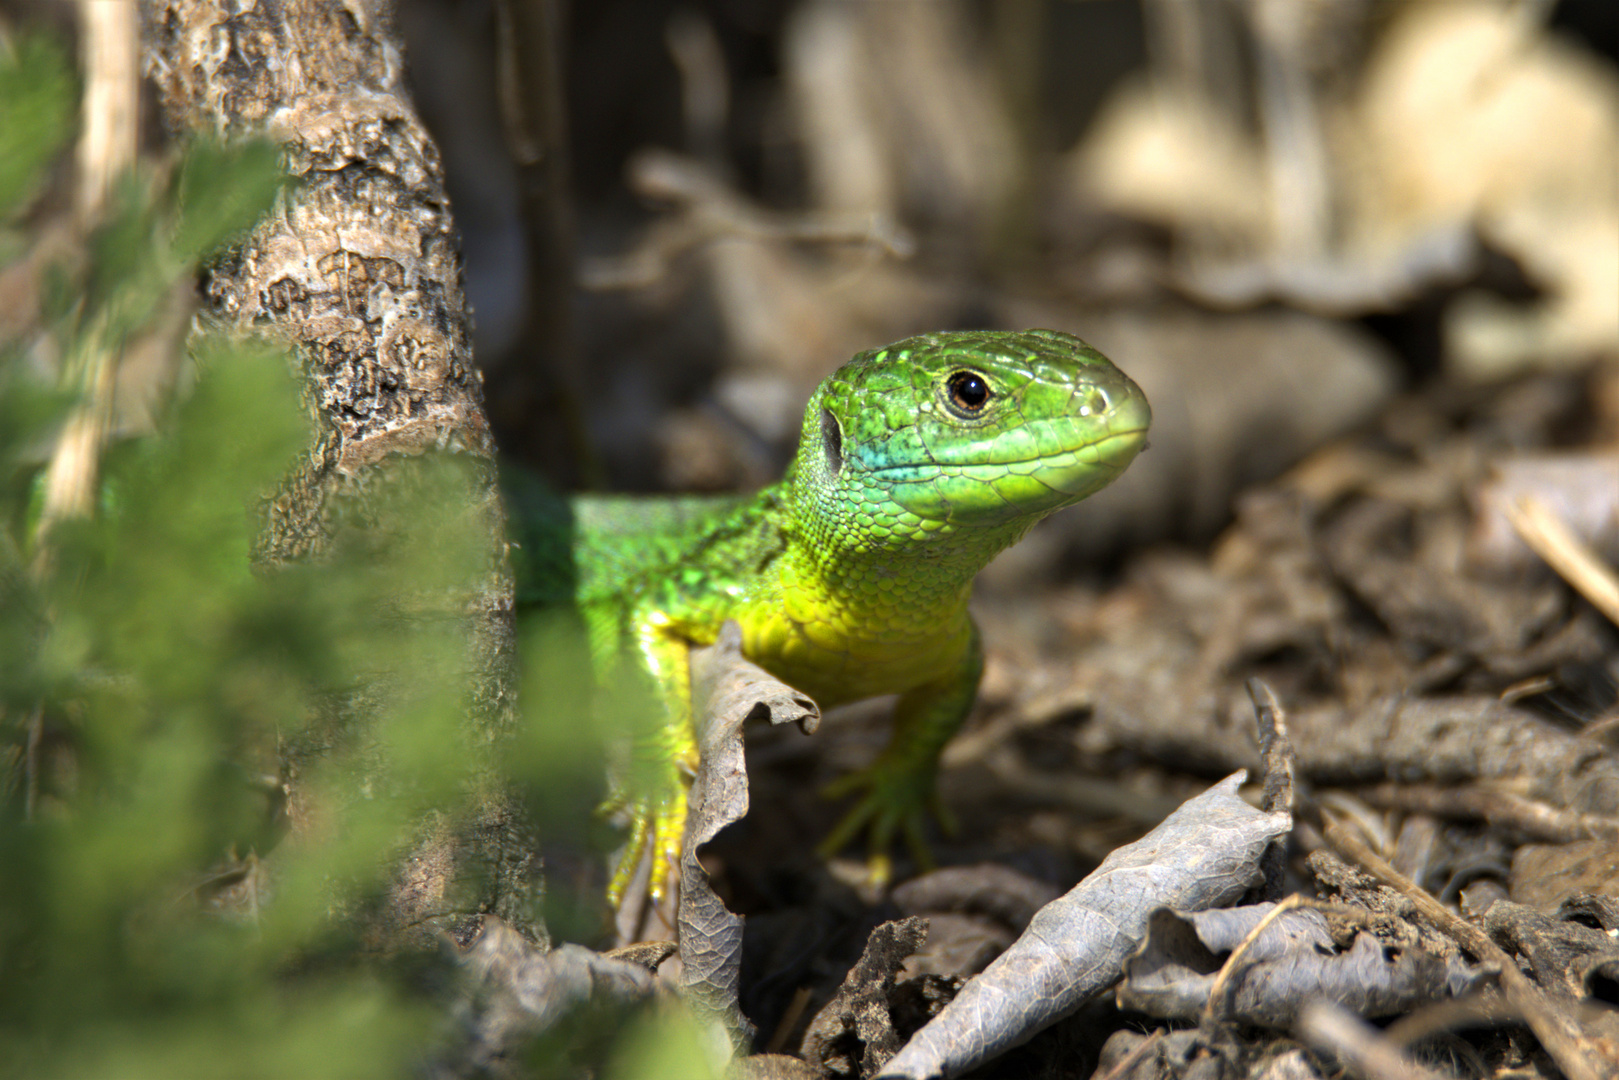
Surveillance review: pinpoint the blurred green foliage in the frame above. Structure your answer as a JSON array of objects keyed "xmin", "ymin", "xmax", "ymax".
[
  {"xmin": 0, "ymin": 33, "xmax": 75, "ymax": 228},
  {"xmin": 0, "ymin": 26, "xmax": 629, "ymax": 1080},
  {"xmin": 604, "ymin": 1006, "xmax": 730, "ymax": 1080},
  {"xmin": 0, "ymin": 36, "xmax": 451, "ymax": 1077}
]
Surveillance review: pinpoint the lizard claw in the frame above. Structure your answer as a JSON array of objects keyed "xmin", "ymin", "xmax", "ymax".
[
  {"xmin": 602, "ymin": 803, "xmax": 650, "ymax": 911},
  {"xmin": 602, "ymin": 766, "xmax": 688, "ymax": 909}
]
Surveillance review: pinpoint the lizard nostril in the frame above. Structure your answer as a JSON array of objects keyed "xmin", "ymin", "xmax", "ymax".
[{"xmin": 1077, "ymin": 388, "xmax": 1109, "ymax": 417}]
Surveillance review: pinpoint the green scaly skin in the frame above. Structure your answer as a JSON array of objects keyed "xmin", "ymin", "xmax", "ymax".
[{"xmin": 513, "ymin": 329, "xmax": 1151, "ymax": 907}]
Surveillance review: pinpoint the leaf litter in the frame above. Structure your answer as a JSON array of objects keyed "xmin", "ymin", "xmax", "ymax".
[{"xmin": 472, "ymin": 366, "xmax": 1619, "ymax": 1078}]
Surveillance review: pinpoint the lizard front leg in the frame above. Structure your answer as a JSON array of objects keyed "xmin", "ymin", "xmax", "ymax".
[
  {"xmin": 817, "ymin": 621, "xmax": 983, "ymax": 883},
  {"xmin": 602, "ymin": 618, "xmax": 698, "ymax": 909}
]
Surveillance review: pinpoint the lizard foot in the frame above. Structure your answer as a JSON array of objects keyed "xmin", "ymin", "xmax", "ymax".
[
  {"xmin": 816, "ymin": 757, "xmax": 957, "ymax": 886},
  {"xmin": 601, "ymin": 773, "xmax": 689, "ymax": 910}
]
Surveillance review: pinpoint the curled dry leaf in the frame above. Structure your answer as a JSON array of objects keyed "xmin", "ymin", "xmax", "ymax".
[
  {"xmin": 878, "ymin": 772, "xmax": 1291, "ymax": 1080},
  {"xmin": 1117, "ymin": 903, "xmax": 1479, "ymax": 1027},
  {"xmin": 1249, "ymin": 677, "xmax": 1296, "ymax": 901},
  {"xmin": 680, "ymin": 621, "xmax": 819, "ymax": 1044}
]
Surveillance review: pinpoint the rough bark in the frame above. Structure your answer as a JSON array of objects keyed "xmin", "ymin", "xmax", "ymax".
[{"xmin": 142, "ymin": 0, "xmax": 536, "ymax": 946}]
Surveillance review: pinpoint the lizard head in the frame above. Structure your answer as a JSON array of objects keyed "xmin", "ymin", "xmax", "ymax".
[{"xmin": 791, "ymin": 329, "xmax": 1150, "ymax": 548}]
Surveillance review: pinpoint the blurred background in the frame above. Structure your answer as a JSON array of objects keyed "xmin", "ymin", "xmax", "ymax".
[
  {"xmin": 394, "ymin": 0, "xmax": 1617, "ymax": 578},
  {"xmin": 5, "ymin": 0, "xmax": 1614, "ymax": 567}
]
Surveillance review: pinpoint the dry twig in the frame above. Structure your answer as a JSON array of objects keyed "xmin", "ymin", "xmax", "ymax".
[
  {"xmin": 1093, "ymin": 1029, "xmax": 1166, "ymax": 1080},
  {"xmin": 1200, "ymin": 893, "xmax": 1307, "ymax": 1027},
  {"xmin": 1357, "ymin": 781, "xmax": 1619, "ymax": 844},
  {"xmin": 1297, "ymin": 999, "xmax": 1450, "ymax": 1080},
  {"xmin": 1505, "ymin": 496, "xmax": 1619, "ymax": 628}
]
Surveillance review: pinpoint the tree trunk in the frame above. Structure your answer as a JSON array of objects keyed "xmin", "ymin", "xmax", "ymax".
[{"xmin": 143, "ymin": 0, "xmax": 538, "ymax": 947}]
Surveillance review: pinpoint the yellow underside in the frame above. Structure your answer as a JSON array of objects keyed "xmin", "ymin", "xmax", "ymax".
[{"xmin": 733, "ymin": 587, "xmax": 974, "ymax": 709}]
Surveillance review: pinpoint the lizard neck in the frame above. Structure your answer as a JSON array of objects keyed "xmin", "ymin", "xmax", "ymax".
[{"xmin": 778, "ymin": 464, "xmax": 1039, "ymax": 632}]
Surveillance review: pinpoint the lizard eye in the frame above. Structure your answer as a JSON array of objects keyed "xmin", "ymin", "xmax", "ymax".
[{"xmin": 945, "ymin": 371, "xmax": 992, "ymax": 416}]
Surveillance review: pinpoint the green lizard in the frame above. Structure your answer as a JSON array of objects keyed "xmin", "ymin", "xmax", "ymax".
[{"xmin": 511, "ymin": 329, "xmax": 1150, "ymax": 907}]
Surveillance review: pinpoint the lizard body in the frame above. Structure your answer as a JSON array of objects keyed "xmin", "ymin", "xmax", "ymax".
[{"xmin": 513, "ymin": 329, "xmax": 1151, "ymax": 905}]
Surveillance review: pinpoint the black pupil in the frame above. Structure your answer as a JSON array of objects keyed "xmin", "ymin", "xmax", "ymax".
[{"xmin": 950, "ymin": 372, "xmax": 989, "ymax": 410}]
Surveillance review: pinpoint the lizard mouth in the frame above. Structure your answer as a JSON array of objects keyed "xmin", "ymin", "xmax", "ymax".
[
  {"xmin": 868, "ymin": 421, "xmax": 1151, "ymax": 525},
  {"xmin": 869, "ymin": 424, "xmax": 1151, "ymax": 478}
]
